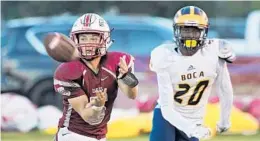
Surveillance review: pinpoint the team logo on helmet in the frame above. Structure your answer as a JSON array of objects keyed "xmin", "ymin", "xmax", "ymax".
[
  {"xmin": 81, "ymin": 14, "xmax": 97, "ymax": 27},
  {"xmin": 99, "ymin": 19, "xmax": 105, "ymax": 27}
]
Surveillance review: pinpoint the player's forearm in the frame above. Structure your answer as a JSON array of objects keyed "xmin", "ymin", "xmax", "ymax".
[
  {"xmin": 217, "ymin": 60, "xmax": 234, "ymax": 125},
  {"xmin": 219, "ymin": 81, "xmax": 233, "ymax": 125},
  {"xmin": 220, "ymin": 95, "xmax": 233, "ymax": 125},
  {"xmin": 118, "ymin": 72, "xmax": 139, "ymax": 99},
  {"xmin": 118, "ymin": 80, "xmax": 138, "ymax": 99}
]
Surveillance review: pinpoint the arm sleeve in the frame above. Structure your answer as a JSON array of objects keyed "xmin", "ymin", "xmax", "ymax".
[
  {"xmin": 53, "ymin": 65, "xmax": 85, "ymax": 99},
  {"xmin": 54, "ymin": 78, "xmax": 85, "ymax": 99},
  {"xmin": 215, "ymin": 59, "xmax": 234, "ymax": 126},
  {"xmin": 157, "ymin": 70, "xmax": 194, "ymax": 137}
]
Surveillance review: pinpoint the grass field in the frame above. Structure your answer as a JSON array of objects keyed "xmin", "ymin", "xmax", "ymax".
[{"xmin": 1, "ymin": 131, "xmax": 260, "ymax": 141}]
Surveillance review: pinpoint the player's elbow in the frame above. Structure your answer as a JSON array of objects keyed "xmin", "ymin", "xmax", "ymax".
[
  {"xmin": 127, "ymin": 92, "xmax": 137, "ymax": 100},
  {"xmin": 128, "ymin": 93, "xmax": 136, "ymax": 100},
  {"xmin": 221, "ymin": 94, "xmax": 233, "ymax": 105},
  {"xmin": 219, "ymin": 90, "xmax": 234, "ymax": 103},
  {"xmin": 127, "ymin": 86, "xmax": 138, "ymax": 99}
]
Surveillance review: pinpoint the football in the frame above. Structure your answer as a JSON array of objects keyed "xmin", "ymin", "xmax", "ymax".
[{"xmin": 44, "ymin": 32, "xmax": 80, "ymax": 62}]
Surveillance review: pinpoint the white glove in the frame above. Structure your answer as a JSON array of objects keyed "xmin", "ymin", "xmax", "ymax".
[
  {"xmin": 190, "ymin": 124, "xmax": 211, "ymax": 139},
  {"xmin": 218, "ymin": 39, "xmax": 236, "ymax": 63},
  {"xmin": 216, "ymin": 121, "xmax": 231, "ymax": 133}
]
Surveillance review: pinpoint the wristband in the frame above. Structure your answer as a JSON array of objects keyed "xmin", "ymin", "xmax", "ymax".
[{"xmin": 118, "ymin": 72, "xmax": 139, "ymax": 88}]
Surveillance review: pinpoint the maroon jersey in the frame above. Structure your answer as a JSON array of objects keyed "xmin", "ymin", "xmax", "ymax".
[{"xmin": 53, "ymin": 52, "xmax": 134, "ymax": 139}]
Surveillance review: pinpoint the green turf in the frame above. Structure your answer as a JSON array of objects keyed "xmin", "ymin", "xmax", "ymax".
[{"xmin": 1, "ymin": 131, "xmax": 260, "ymax": 141}]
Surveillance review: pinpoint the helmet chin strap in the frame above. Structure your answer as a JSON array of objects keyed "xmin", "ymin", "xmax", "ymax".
[
  {"xmin": 81, "ymin": 47, "xmax": 106, "ymax": 61},
  {"xmin": 82, "ymin": 53, "xmax": 100, "ymax": 61},
  {"xmin": 106, "ymin": 39, "xmax": 114, "ymax": 49},
  {"xmin": 85, "ymin": 57, "xmax": 96, "ymax": 61}
]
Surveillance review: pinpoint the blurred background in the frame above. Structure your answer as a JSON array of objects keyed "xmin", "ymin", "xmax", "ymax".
[{"xmin": 1, "ymin": 1, "xmax": 260, "ymax": 141}]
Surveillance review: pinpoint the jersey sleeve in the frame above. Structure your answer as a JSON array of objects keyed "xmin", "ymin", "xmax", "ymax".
[
  {"xmin": 215, "ymin": 59, "xmax": 234, "ymax": 126},
  {"xmin": 150, "ymin": 44, "xmax": 173, "ymax": 73},
  {"xmin": 53, "ymin": 62, "xmax": 85, "ymax": 99}
]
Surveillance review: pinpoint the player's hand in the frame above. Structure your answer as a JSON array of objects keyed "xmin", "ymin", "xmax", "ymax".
[
  {"xmin": 216, "ymin": 121, "xmax": 231, "ymax": 133},
  {"xmin": 93, "ymin": 88, "xmax": 107, "ymax": 107},
  {"xmin": 118, "ymin": 55, "xmax": 128, "ymax": 79},
  {"xmin": 190, "ymin": 125, "xmax": 211, "ymax": 139}
]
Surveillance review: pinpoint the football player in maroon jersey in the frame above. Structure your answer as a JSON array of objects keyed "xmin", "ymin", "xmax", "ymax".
[{"xmin": 53, "ymin": 13, "xmax": 139, "ymax": 141}]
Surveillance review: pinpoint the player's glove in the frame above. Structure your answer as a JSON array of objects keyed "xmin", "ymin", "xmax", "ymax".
[
  {"xmin": 216, "ymin": 121, "xmax": 231, "ymax": 133},
  {"xmin": 190, "ymin": 124, "xmax": 211, "ymax": 139},
  {"xmin": 218, "ymin": 40, "xmax": 236, "ymax": 63}
]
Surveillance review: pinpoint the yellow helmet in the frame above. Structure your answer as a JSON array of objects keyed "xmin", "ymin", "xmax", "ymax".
[{"xmin": 173, "ymin": 6, "xmax": 209, "ymax": 51}]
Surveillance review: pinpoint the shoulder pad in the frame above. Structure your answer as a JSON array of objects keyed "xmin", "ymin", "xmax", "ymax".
[
  {"xmin": 54, "ymin": 60, "xmax": 84, "ymax": 81},
  {"xmin": 218, "ymin": 39, "xmax": 236, "ymax": 63},
  {"xmin": 104, "ymin": 52, "xmax": 135, "ymax": 75},
  {"xmin": 107, "ymin": 52, "xmax": 134, "ymax": 68},
  {"xmin": 203, "ymin": 38, "xmax": 218, "ymax": 47},
  {"xmin": 206, "ymin": 38, "xmax": 215, "ymax": 44},
  {"xmin": 150, "ymin": 44, "xmax": 174, "ymax": 72}
]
